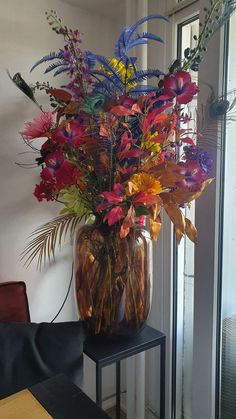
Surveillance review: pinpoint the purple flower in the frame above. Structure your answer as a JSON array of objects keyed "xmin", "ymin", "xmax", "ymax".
[{"xmin": 184, "ymin": 146, "xmax": 213, "ymax": 174}]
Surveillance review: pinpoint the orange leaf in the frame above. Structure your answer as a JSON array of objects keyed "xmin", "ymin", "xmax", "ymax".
[
  {"xmin": 164, "ymin": 203, "xmax": 186, "ymax": 234},
  {"xmin": 150, "ymin": 215, "xmax": 162, "ymax": 241},
  {"xmin": 185, "ymin": 217, "xmax": 198, "ymax": 244},
  {"xmin": 63, "ymin": 101, "xmax": 80, "ymax": 114},
  {"xmin": 46, "ymin": 89, "xmax": 72, "ymax": 102},
  {"xmin": 110, "ymin": 105, "xmax": 135, "ymax": 116},
  {"xmin": 175, "ymin": 227, "xmax": 184, "ymax": 244}
]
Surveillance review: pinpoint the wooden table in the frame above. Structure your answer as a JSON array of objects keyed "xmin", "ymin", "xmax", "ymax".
[{"xmin": 0, "ymin": 374, "xmax": 110, "ymax": 419}]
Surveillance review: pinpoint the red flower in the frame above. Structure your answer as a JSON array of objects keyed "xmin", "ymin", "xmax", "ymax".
[
  {"xmin": 163, "ymin": 71, "xmax": 199, "ymax": 104},
  {"xmin": 40, "ymin": 167, "xmax": 55, "ymax": 182},
  {"xmin": 104, "ymin": 206, "xmax": 125, "ymax": 226},
  {"xmin": 51, "ymin": 121, "xmax": 85, "ymax": 148},
  {"xmin": 34, "ymin": 181, "xmax": 55, "ymax": 202},
  {"xmin": 20, "ymin": 112, "xmax": 53, "ymax": 141},
  {"xmin": 96, "ymin": 184, "xmax": 124, "ymax": 212},
  {"xmin": 45, "ymin": 150, "xmax": 64, "ymax": 170},
  {"xmin": 55, "ymin": 161, "xmax": 82, "ymax": 187}
]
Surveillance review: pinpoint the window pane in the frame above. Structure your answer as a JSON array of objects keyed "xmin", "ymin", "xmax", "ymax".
[
  {"xmin": 175, "ymin": 17, "xmax": 199, "ymax": 419},
  {"xmin": 220, "ymin": 13, "xmax": 236, "ymax": 419}
]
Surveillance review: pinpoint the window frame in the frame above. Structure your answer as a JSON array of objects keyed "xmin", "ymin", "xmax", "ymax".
[{"xmin": 156, "ymin": 1, "xmax": 226, "ymax": 418}]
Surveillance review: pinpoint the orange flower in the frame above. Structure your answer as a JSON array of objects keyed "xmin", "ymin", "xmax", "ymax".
[{"xmin": 128, "ymin": 172, "xmax": 162, "ymax": 195}]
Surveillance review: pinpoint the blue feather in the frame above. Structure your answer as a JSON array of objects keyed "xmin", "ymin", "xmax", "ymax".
[
  {"xmin": 44, "ymin": 61, "xmax": 65, "ymax": 74},
  {"xmin": 30, "ymin": 51, "xmax": 64, "ymax": 72},
  {"xmin": 129, "ymin": 69, "xmax": 165, "ymax": 83},
  {"xmin": 125, "ymin": 14, "xmax": 169, "ymax": 44},
  {"xmin": 90, "ymin": 70, "xmax": 124, "ymax": 92},
  {"xmin": 141, "ymin": 32, "xmax": 164, "ymax": 43},
  {"xmin": 114, "ymin": 14, "xmax": 168, "ymax": 63},
  {"xmin": 125, "ymin": 38, "xmax": 149, "ymax": 51},
  {"xmin": 53, "ymin": 65, "xmax": 70, "ymax": 77},
  {"xmin": 130, "ymin": 84, "xmax": 159, "ymax": 94},
  {"xmin": 84, "ymin": 51, "xmax": 96, "ymax": 69},
  {"xmin": 88, "ymin": 53, "xmax": 124, "ymax": 86}
]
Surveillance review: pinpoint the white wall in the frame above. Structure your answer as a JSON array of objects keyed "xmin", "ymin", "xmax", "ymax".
[
  {"xmin": 0, "ymin": 0, "xmax": 122, "ymax": 320},
  {"xmin": 0, "ymin": 0, "xmax": 124, "ymax": 404}
]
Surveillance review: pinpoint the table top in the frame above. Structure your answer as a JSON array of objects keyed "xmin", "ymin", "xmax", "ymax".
[
  {"xmin": 29, "ymin": 374, "xmax": 110, "ymax": 419},
  {"xmin": 84, "ymin": 325, "xmax": 165, "ymax": 366}
]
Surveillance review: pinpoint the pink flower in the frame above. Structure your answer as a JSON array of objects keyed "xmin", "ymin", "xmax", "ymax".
[
  {"xmin": 20, "ymin": 111, "xmax": 53, "ymax": 141},
  {"xmin": 163, "ymin": 71, "xmax": 199, "ymax": 104},
  {"xmin": 104, "ymin": 206, "xmax": 125, "ymax": 226}
]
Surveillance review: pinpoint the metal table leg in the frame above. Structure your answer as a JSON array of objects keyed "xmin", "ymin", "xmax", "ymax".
[
  {"xmin": 96, "ymin": 363, "xmax": 102, "ymax": 408},
  {"xmin": 160, "ymin": 338, "xmax": 166, "ymax": 419},
  {"xmin": 116, "ymin": 361, "xmax": 121, "ymax": 419}
]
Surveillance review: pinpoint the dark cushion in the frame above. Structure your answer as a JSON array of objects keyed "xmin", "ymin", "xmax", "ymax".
[
  {"xmin": 0, "ymin": 281, "xmax": 30, "ymax": 323},
  {"xmin": 0, "ymin": 321, "xmax": 87, "ymax": 399}
]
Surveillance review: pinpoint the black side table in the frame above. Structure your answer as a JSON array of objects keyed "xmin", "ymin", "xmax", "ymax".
[{"xmin": 84, "ymin": 325, "xmax": 166, "ymax": 419}]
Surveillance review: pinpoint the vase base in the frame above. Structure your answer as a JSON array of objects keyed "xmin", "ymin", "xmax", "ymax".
[{"xmin": 85, "ymin": 321, "xmax": 146, "ymax": 341}]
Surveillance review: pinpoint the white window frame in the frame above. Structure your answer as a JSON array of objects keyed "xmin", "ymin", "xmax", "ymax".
[{"xmin": 147, "ymin": 1, "xmax": 225, "ymax": 418}]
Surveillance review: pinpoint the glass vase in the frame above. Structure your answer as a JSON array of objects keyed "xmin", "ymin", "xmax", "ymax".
[{"xmin": 74, "ymin": 222, "xmax": 153, "ymax": 338}]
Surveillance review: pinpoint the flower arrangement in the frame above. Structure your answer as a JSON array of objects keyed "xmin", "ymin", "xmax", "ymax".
[{"xmin": 13, "ymin": 0, "xmax": 236, "ymax": 268}]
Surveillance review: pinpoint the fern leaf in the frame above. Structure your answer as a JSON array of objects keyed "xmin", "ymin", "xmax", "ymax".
[{"xmin": 21, "ymin": 214, "xmax": 82, "ymax": 270}]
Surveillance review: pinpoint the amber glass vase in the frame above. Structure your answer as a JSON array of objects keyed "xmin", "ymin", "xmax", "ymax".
[{"xmin": 74, "ymin": 222, "xmax": 153, "ymax": 338}]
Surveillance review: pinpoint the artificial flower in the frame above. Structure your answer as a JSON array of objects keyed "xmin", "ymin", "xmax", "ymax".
[
  {"xmin": 163, "ymin": 71, "xmax": 199, "ymax": 104},
  {"xmin": 128, "ymin": 173, "xmax": 162, "ymax": 196},
  {"xmin": 15, "ymin": 6, "xmax": 222, "ymax": 266},
  {"xmin": 20, "ymin": 111, "xmax": 53, "ymax": 141},
  {"xmin": 103, "ymin": 206, "xmax": 125, "ymax": 226},
  {"xmin": 51, "ymin": 121, "xmax": 85, "ymax": 148}
]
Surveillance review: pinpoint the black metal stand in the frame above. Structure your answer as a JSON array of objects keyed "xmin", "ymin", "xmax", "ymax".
[{"xmin": 84, "ymin": 325, "xmax": 166, "ymax": 419}]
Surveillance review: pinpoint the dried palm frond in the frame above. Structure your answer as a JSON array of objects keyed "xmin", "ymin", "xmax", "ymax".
[{"xmin": 21, "ymin": 213, "xmax": 82, "ymax": 270}]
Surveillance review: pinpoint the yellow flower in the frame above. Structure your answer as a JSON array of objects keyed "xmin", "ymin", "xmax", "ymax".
[
  {"xmin": 129, "ymin": 172, "xmax": 162, "ymax": 195},
  {"xmin": 141, "ymin": 139, "xmax": 161, "ymax": 153}
]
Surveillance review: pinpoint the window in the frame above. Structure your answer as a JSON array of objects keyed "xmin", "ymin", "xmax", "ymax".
[
  {"xmin": 174, "ymin": 16, "xmax": 199, "ymax": 419},
  {"xmin": 218, "ymin": 13, "xmax": 236, "ymax": 419}
]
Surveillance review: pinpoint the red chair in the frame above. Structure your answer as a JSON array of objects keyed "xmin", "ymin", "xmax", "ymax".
[
  {"xmin": 0, "ymin": 281, "xmax": 86, "ymax": 399},
  {"xmin": 0, "ymin": 281, "xmax": 30, "ymax": 323}
]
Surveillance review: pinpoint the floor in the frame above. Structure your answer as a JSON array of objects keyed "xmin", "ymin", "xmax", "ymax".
[{"xmin": 106, "ymin": 407, "xmax": 126, "ymax": 419}]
